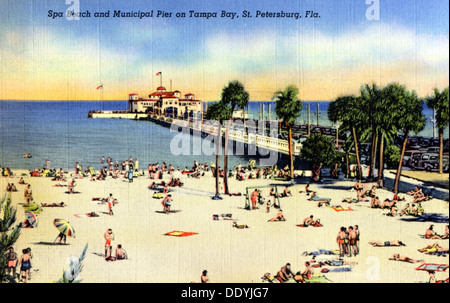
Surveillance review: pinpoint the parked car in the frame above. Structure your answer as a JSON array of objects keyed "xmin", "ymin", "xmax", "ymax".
[
  {"xmin": 403, "ymin": 150, "xmax": 423, "ymax": 167},
  {"xmin": 412, "ymin": 153, "xmax": 441, "ymax": 172},
  {"xmin": 427, "ymin": 147, "xmax": 440, "ymax": 153},
  {"xmin": 407, "ymin": 137, "xmax": 422, "ymax": 150},
  {"xmin": 430, "ymin": 138, "xmax": 440, "ymax": 147},
  {"xmin": 419, "ymin": 138, "xmax": 431, "ymax": 148}
]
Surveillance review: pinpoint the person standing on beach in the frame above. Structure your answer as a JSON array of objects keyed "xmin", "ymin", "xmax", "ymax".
[
  {"xmin": 104, "ymin": 229, "xmax": 115, "ymax": 259},
  {"xmin": 128, "ymin": 166, "xmax": 134, "ymax": 183},
  {"xmin": 6, "ymin": 247, "xmax": 18, "ymax": 278},
  {"xmin": 336, "ymin": 227, "xmax": 347, "ymax": 257},
  {"xmin": 348, "ymin": 226, "xmax": 358, "ymax": 257},
  {"xmin": 18, "ymin": 248, "xmax": 32, "ymax": 283},
  {"xmin": 354, "ymin": 225, "xmax": 360, "ymax": 255},
  {"xmin": 75, "ymin": 162, "xmax": 82, "ymax": 179},
  {"xmin": 266, "ymin": 199, "xmax": 271, "ymax": 213},
  {"xmin": 107, "ymin": 193, "xmax": 115, "ymax": 216},
  {"xmin": 250, "ymin": 189, "xmax": 259, "ymax": 210},
  {"xmin": 24, "ymin": 184, "xmax": 32, "ymax": 204}
]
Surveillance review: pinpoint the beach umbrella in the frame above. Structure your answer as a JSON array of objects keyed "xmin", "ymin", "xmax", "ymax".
[
  {"xmin": 53, "ymin": 219, "xmax": 75, "ymax": 238},
  {"xmin": 24, "ymin": 211, "xmax": 38, "ymax": 228}
]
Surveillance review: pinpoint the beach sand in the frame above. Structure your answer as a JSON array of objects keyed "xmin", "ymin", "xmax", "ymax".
[{"xmin": 1, "ymin": 169, "xmax": 448, "ymax": 283}]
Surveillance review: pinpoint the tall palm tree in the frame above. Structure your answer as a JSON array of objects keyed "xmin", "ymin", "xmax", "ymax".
[
  {"xmin": 220, "ymin": 81, "xmax": 249, "ymax": 194},
  {"xmin": 426, "ymin": 87, "xmax": 449, "ymax": 174},
  {"xmin": 328, "ymin": 95, "xmax": 363, "ymax": 180},
  {"xmin": 205, "ymin": 102, "xmax": 231, "ymax": 196},
  {"xmin": 360, "ymin": 83, "xmax": 383, "ymax": 181},
  {"xmin": 375, "ymin": 83, "xmax": 404, "ymax": 187},
  {"xmin": 393, "ymin": 90, "xmax": 425, "ymax": 193},
  {"xmin": 274, "ymin": 85, "xmax": 303, "ymax": 178}
]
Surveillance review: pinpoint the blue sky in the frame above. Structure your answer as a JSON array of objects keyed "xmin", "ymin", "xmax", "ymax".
[{"xmin": 0, "ymin": 0, "xmax": 448, "ymax": 101}]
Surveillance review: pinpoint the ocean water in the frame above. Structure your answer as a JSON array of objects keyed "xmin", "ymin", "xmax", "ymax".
[{"xmin": 0, "ymin": 100, "xmax": 446, "ymax": 171}]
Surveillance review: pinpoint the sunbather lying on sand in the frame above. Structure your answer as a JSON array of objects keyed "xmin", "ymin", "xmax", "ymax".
[
  {"xmin": 213, "ymin": 214, "xmax": 233, "ymax": 220},
  {"xmin": 308, "ymin": 192, "xmax": 331, "ymax": 207},
  {"xmin": 388, "ymin": 254, "xmax": 422, "ymax": 263},
  {"xmin": 92, "ymin": 197, "xmax": 118, "ymax": 205},
  {"xmin": 232, "ymin": 221, "xmax": 249, "ymax": 229},
  {"xmin": 268, "ymin": 210, "xmax": 286, "ymax": 222},
  {"xmin": 418, "ymin": 242, "xmax": 449, "ymax": 254},
  {"xmin": 41, "ymin": 202, "xmax": 67, "ymax": 207},
  {"xmin": 313, "ymin": 259, "xmax": 358, "ymax": 267},
  {"xmin": 342, "ymin": 198, "xmax": 358, "ymax": 203},
  {"xmin": 369, "ymin": 240, "xmax": 406, "ymax": 247}
]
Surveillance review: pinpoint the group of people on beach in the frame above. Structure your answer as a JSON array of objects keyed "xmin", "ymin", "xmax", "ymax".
[
  {"xmin": 265, "ymin": 262, "xmax": 314, "ymax": 283},
  {"xmin": 336, "ymin": 225, "xmax": 360, "ymax": 257},
  {"xmin": 104, "ymin": 228, "xmax": 128, "ymax": 261},
  {"xmin": 5, "ymin": 247, "xmax": 33, "ymax": 283}
]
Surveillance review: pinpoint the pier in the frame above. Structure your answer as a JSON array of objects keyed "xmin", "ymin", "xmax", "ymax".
[{"xmin": 88, "ymin": 110, "xmax": 341, "ymax": 157}]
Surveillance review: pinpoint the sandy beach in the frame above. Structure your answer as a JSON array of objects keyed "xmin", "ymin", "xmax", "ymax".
[{"xmin": 1, "ymin": 167, "xmax": 448, "ymax": 284}]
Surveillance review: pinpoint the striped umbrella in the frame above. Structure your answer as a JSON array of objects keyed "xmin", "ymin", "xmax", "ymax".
[
  {"xmin": 53, "ymin": 219, "xmax": 75, "ymax": 238},
  {"xmin": 24, "ymin": 211, "xmax": 38, "ymax": 228}
]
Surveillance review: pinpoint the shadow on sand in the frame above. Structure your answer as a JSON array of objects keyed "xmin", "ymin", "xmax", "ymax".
[{"xmin": 400, "ymin": 213, "xmax": 449, "ymax": 223}]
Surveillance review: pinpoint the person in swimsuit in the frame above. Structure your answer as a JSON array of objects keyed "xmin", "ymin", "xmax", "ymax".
[
  {"xmin": 281, "ymin": 187, "xmax": 292, "ymax": 197},
  {"xmin": 107, "ymin": 193, "xmax": 115, "ymax": 216},
  {"xmin": 68, "ymin": 178, "xmax": 76, "ymax": 194},
  {"xmin": 115, "ymin": 244, "xmax": 127, "ymax": 260},
  {"xmin": 266, "ymin": 199, "xmax": 271, "ymax": 213},
  {"xmin": 24, "ymin": 184, "xmax": 32, "ymax": 204},
  {"xmin": 41, "ymin": 202, "xmax": 67, "ymax": 207},
  {"xmin": 104, "ymin": 229, "xmax": 115, "ymax": 259},
  {"xmin": 354, "ymin": 181, "xmax": 364, "ymax": 201},
  {"xmin": 425, "ymin": 225, "xmax": 442, "ymax": 239},
  {"xmin": 161, "ymin": 194, "xmax": 172, "ymax": 213},
  {"xmin": 388, "ymin": 254, "xmax": 422, "ymax": 263},
  {"xmin": 348, "ymin": 226, "xmax": 358, "ymax": 257},
  {"xmin": 268, "ymin": 210, "xmax": 286, "ymax": 222},
  {"xmin": 418, "ymin": 242, "xmax": 449, "ymax": 254},
  {"xmin": 293, "ymin": 261, "xmax": 314, "ymax": 283},
  {"xmin": 336, "ymin": 227, "xmax": 347, "ymax": 257},
  {"xmin": 354, "ymin": 225, "xmax": 360, "ymax": 255},
  {"xmin": 18, "ymin": 248, "xmax": 32, "ymax": 283},
  {"xmin": 250, "ymin": 189, "xmax": 259, "ymax": 210},
  {"xmin": 303, "ymin": 215, "xmax": 314, "ymax": 227},
  {"xmin": 276, "ymin": 263, "xmax": 294, "ymax": 282},
  {"xmin": 201, "ymin": 270, "xmax": 209, "ymax": 283},
  {"xmin": 399, "ymin": 203, "xmax": 411, "ymax": 216},
  {"xmin": 442, "ymin": 225, "xmax": 449, "ymax": 239},
  {"xmin": 6, "ymin": 247, "xmax": 18, "ymax": 278},
  {"xmin": 369, "ymin": 240, "xmax": 406, "ymax": 247}
]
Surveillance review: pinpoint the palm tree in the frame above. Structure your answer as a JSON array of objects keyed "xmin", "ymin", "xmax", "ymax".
[
  {"xmin": 393, "ymin": 90, "xmax": 425, "ymax": 193},
  {"xmin": 205, "ymin": 102, "xmax": 231, "ymax": 196},
  {"xmin": 0, "ymin": 193, "xmax": 21, "ymax": 282},
  {"xmin": 360, "ymin": 83, "xmax": 383, "ymax": 181},
  {"xmin": 220, "ymin": 80, "xmax": 249, "ymax": 194},
  {"xmin": 375, "ymin": 83, "xmax": 405, "ymax": 187},
  {"xmin": 273, "ymin": 85, "xmax": 303, "ymax": 178},
  {"xmin": 328, "ymin": 95, "xmax": 363, "ymax": 180},
  {"xmin": 426, "ymin": 87, "xmax": 449, "ymax": 174}
]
